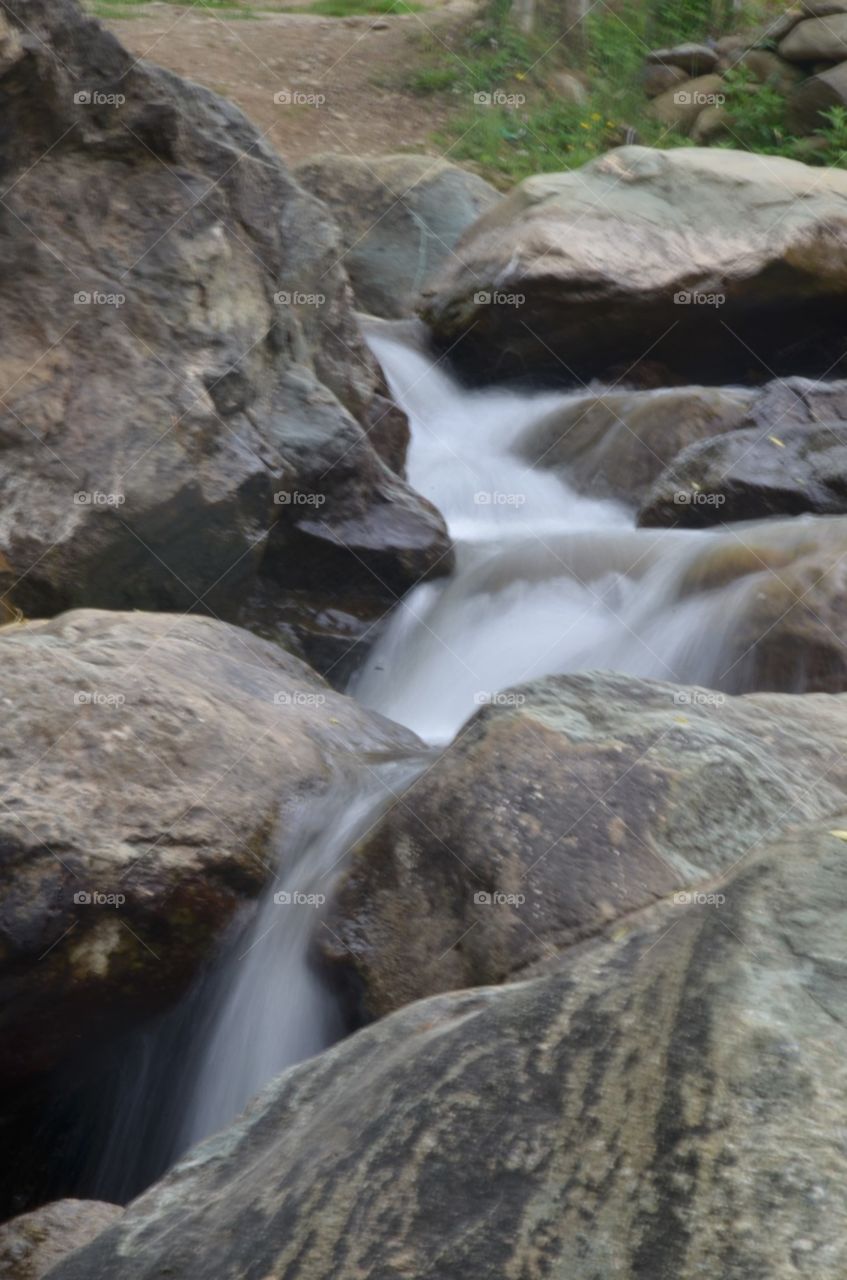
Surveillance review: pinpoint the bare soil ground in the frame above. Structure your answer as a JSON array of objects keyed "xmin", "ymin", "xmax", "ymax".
[{"xmin": 98, "ymin": 1, "xmax": 472, "ymax": 165}]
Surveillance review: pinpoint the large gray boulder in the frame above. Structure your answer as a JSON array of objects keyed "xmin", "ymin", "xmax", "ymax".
[
  {"xmin": 45, "ymin": 808, "xmax": 847, "ymax": 1279},
  {"xmin": 780, "ymin": 12, "xmax": 847, "ymax": 59},
  {"xmin": 323, "ymin": 672, "xmax": 847, "ymax": 1018},
  {"xmin": 639, "ymin": 420, "xmax": 847, "ymax": 526},
  {"xmin": 0, "ymin": 1201, "xmax": 122, "ymax": 1280},
  {"xmin": 423, "ymin": 146, "xmax": 847, "ymax": 385},
  {"xmin": 0, "ymin": 609, "xmax": 418, "ymax": 1086},
  {"xmin": 518, "ymin": 384, "xmax": 756, "ymax": 503},
  {"xmin": 0, "ymin": 0, "xmax": 451, "ymax": 676},
  {"xmin": 293, "ymin": 154, "xmax": 501, "ymax": 319}
]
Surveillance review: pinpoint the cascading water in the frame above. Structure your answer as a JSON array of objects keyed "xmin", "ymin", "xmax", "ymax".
[{"xmin": 77, "ymin": 318, "xmax": 833, "ymax": 1200}]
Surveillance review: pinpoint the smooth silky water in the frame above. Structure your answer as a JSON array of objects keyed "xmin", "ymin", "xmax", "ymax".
[{"xmin": 76, "ymin": 319, "xmax": 832, "ymax": 1198}]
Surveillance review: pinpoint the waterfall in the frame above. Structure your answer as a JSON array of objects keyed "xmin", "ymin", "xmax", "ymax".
[{"xmin": 76, "ymin": 319, "xmax": 833, "ymax": 1200}]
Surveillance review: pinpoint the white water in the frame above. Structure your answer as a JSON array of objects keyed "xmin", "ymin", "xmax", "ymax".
[
  {"xmin": 90, "ymin": 322, "xmax": 832, "ymax": 1195},
  {"xmin": 353, "ymin": 329, "xmax": 762, "ymax": 740}
]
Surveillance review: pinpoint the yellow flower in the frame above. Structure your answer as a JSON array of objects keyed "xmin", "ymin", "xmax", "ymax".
[
  {"xmin": 579, "ymin": 121, "xmax": 590, "ymax": 130},
  {"xmin": 591, "ymin": 112, "xmax": 602, "ymax": 121}
]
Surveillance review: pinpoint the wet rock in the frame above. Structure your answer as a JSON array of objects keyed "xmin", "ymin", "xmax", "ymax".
[
  {"xmin": 0, "ymin": 1201, "xmax": 122, "ymax": 1279},
  {"xmin": 518, "ymin": 385, "xmax": 755, "ymax": 504},
  {"xmin": 0, "ymin": 0, "xmax": 450, "ymax": 670},
  {"xmin": 323, "ymin": 671, "xmax": 847, "ymax": 1017},
  {"xmin": 293, "ymin": 154, "xmax": 501, "ymax": 319},
  {"xmin": 0, "ymin": 609, "xmax": 419, "ymax": 1086},
  {"xmin": 46, "ymin": 807, "xmax": 847, "ymax": 1280},
  {"xmin": 639, "ymin": 420, "xmax": 847, "ymax": 527},
  {"xmin": 638, "ymin": 377, "xmax": 847, "ymax": 525},
  {"xmin": 423, "ymin": 147, "xmax": 847, "ymax": 385}
]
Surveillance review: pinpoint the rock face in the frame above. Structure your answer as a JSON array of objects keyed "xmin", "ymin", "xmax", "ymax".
[
  {"xmin": 789, "ymin": 60, "xmax": 847, "ymax": 130},
  {"xmin": 649, "ymin": 73, "xmax": 726, "ymax": 131},
  {"xmin": 45, "ymin": 806, "xmax": 847, "ymax": 1279},
  {"xmin": 423, "ymin": 146, "xmax": 847, "ymax": 385},
  {"xmin": 0, "ymin": 1201, "xmax": 122, "ymax": 1280},
  {"xmin": 322, "ymin": 672, "xmax": 847, "ymax": 1018},
  {"xmin": 638, "ymin": 376, "xmax": 847, "ymax": 525},
  {"xmin": 518, "ymin": 385, "xmax": 755, "ymax": 503},
  {"xmin": 639, "ymin": 420, "xmax": 847, "ymax": 526},
  {"xmin": 780, "ymin": 12, "xmax": 847, "ymax": 59},
  {"xmin": 0, "ymin": 0, "xmax": 451, "ymax": 674},
  {"xmin": 293, "ymin": 154, "xmax": 501, "ymax": 319},
  {"xmin": 0, "ymin": 609, "xmax": 418, "ymax": 1086}
]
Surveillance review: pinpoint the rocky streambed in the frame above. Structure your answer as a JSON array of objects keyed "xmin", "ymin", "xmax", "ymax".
[{"xmin": 2, "ymin": 2, "xmax": 847, "ymax": 1279}]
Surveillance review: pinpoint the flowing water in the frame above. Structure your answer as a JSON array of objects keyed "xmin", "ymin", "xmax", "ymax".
[{"xmin": 80, "ymin": 320, "xmax": 835, "ymax": 1197}]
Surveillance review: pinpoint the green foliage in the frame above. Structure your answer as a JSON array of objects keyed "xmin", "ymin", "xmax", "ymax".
[
  {"xmin": 308, "ymin": 0, "xmax": 421, "ymax": 13},
  {"xmin": 721, "ymin": 65, "xmax": 792, "ymax": 154},
  {"xmin": 403, "ymin": 0, "xmax": 845, "ymax": 186}
]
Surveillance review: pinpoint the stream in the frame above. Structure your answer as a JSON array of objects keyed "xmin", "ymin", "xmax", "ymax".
[{"xmin": 76, "ymin": 318, "xmax": 828, "ymax": 1199}]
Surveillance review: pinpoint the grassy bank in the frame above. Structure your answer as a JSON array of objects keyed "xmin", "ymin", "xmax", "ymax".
[{"xmin": 404, "ymin": 0, "xmax": 847, "ymax": 186}]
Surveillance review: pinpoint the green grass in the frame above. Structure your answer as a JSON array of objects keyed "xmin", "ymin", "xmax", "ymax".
[
  {"xmin": 306, "ymin": 0, "xmax": 421, "ymax": 14},
  {"xmin": 404, "ymin": 0, "xmax": 847, "ymax": 186},
  {"xmin": 89, "ymin": 0, "xmax": 259, "ymax": 14}
]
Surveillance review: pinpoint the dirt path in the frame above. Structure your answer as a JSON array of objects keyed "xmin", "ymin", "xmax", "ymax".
[{"xmin": 100, "ymin": 1, "xmax": 471, "ymax": 166}]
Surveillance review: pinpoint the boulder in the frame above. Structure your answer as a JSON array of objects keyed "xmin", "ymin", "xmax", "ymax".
[
  {"xmin": 0, "ymin": 0, "xmax": 451, "ymax": 675},
  {"xmin": 780, "ymin": 12, "xmax": 847, "ymax": 59},
  {"xmin": 0, "ymin": 609, "xmax": 418, "ymax": 1086},
  {"xmin": 645, "ymin": 42, "xmax": 719, "ymax": 75},
  {"xmin": 649, "ymin": 73, "xmax": 726, "ymax": 132},
  {"xmin": 517, "ymin": 385, "xmax": 756, "ymax": 503},
  {"xmin": 423, "ymin": 146, "xmax": 847, "ymax": 385},
  {"xmin": 293, "ymin": 154, "xmax": 501, "ymax": 319},
  {"xmin": 0, "ymin": 1201, "xmax": 122, "ymax": 1280},
  {"xmin": 641, "ymin": 63, "xmax": 689, "ymax": 98},
  {"xmin": 789, "ymin": 60, "xmax": 847, "ymax": 131},
  {"xmin": 46, "ymin": 809, "xmax": 847, "ymax": 1280},
  {"xmin": 638, "ymin": 421, "xmax": 847, "ymax": 526},
  {"xmin": 690, "ymin": 102, "xmax": 731, "ymax": 141},
  {"xmin": 550, "ymin": 69, "xmax": 588, "ymax": 104},
  {"xmin": 638, "ymin": 376, "xmax": 847, "ymax": 525},
  {"xmin": 322, "ymin": 672, "xmax": 847, "ymax": 1018},
  {"xmin": 720, "ymin": 47, "xmax": 804, "ymax": 92}
]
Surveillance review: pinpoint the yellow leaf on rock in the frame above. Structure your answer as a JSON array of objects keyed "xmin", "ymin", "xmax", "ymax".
[
  {"xmin": 768, "ymin": 436, "xmax": 785, "ymax": 447},
  {"xmin": 828, "ymin": 829, "xmax": 847, "ymax": 840}
]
